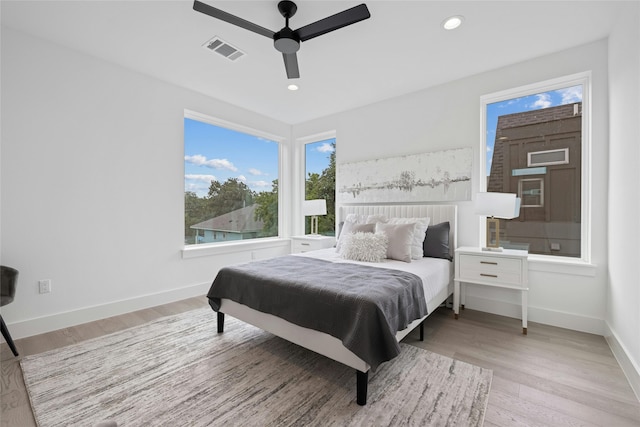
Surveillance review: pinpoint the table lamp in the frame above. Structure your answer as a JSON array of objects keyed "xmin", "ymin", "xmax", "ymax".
[
  {"xmin": 303, "ymin": 199, "xmax": 327, "ymax": 235},
  {"xmin": 475, "ymin": 192, "xmax": 521, "ymax": 251}
]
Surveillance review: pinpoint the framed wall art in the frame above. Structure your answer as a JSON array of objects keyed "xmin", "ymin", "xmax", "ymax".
[{"xmin": 337, "ymin": 147, "xmax": 472, "ymax": 203}]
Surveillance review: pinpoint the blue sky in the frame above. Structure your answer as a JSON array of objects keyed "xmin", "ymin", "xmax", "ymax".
[
  {"xmin": 306, "ymin": 138, "xmax": 335, "ymax": 177},
  {"xmin": 184, "ymin": 118, "xmax": 334, "ymax": 197},
  {"xmin": 485, "ymin": 84, "xmax": 582, "ymax": 175}
]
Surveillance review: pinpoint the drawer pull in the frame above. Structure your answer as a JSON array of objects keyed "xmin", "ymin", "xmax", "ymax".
[
  {"xmin": 480, "ymin": 273, "xmax": 498, "ymax": 278},
  {"xmin": 300, "ymin": 243, "xmax": 310, "ymax": 246},
  {"xmin": 480, "ymin": 261, "xmax": 498, "ymax": 265}
]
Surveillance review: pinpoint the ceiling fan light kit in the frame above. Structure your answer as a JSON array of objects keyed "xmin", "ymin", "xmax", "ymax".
[{"xmin": 193, "ymin": 0, "xmax": 371, "ymax": 79}]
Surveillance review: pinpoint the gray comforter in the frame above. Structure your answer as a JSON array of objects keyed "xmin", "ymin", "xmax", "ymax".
[{"xmin": 207, "ymin": 255, "xmax": 428, "ymax": 370}]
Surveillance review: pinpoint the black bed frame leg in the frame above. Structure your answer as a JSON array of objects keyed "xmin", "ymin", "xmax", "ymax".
[
  {"xmin": 356, "ymin": 370, "xmax": 368, "ymax": 406},
  {"xmin": 419, "ymin": 321, "xmax": 424, "ymax": 342},
  {"xmin": 217, "ymin": 312, "xmax": 225, "ymax": 333}
]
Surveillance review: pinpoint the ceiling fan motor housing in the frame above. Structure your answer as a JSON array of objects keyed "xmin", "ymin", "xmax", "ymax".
[{"xmin": 274, "ymin": 27, "xmax": 300, "ymax": 54}]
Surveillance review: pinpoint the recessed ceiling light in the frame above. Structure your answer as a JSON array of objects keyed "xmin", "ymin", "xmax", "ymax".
[
  {"xmin": 442, "ymin": 15, "xmax": 464, "ymax": 30},
  {"xmin": 288, "ymin": 84, "xmax": 299, "ymax": 91}
]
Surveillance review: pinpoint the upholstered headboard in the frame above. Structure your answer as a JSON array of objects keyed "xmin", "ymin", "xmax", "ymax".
[{"xmin": 338, "ymin": 204, "xmax": 458, "ymax": 259}]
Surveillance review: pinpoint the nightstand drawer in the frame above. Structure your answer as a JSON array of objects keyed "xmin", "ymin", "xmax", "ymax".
[
  {"xmin": 459, "ymin": 254, "xmax": 522, "ymax": 273},
  {"xmin": 292, "ymin": 240, "xmax": 323, "ymax": 252},
  {"xmin": 291, "ymin": 236, "xmax": 335, "ymax": 253},
  {"xmin": 459, "ymin": 254, "xmax": 523, "ymax": 285},
  {"xmin": 458, "ymin": 268, "xmax": 522, "ymax": 285}
]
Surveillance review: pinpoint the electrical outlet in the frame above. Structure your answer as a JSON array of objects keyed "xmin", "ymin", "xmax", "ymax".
[{"xmin": 38, "ymin": 279, "xmax": 52, "ymax": 294}]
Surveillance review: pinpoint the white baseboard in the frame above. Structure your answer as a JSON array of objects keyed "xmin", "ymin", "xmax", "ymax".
[
  {"xmin": 462, "ymin": 295, "xmax": 605, "ymax": 335},
  {"xmin": 604, "ymin": 322, "xmax": 640, "ymax": 402},
  {"xmin": 7, "ymin": 282, "xmax": 212, "ymax": 340}
]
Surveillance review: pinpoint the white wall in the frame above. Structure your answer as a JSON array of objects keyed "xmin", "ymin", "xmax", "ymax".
[
  {"xmin": 3, "ymin": 11, "xmax": 639, "ymax": 396},
  {"xmin": 295, "ymin": 39, "xmax": 611, "ymax": 335},
  {"xmin": 606, "ymin": 2, "xmax": 640, "ymax": 399},
  {"xmin": 0, "ymin": 28, "xmax": 292, "ymax": 338}
]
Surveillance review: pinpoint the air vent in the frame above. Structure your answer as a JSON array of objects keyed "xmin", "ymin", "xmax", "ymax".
[{"xmin": 202, "ymin": 36, "xmax": 245, "ymax": 61}]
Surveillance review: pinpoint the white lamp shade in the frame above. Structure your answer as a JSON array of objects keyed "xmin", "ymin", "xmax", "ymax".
[
  {"xmin": 475, "ymin": 192, "xmax": 521, "ymax": 219},
  {"xmin": 302, "ymin": 199, "xmax": 327, "ymax": 216}
]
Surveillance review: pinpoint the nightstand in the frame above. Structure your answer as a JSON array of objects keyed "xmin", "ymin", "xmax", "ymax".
[
  {"xmin": 454, "ymin": 246, "xmax": 529, "ymax": 334},
  {"xmin": 291, "ymin": 235, "xmax": 335, "ymax": 253}
]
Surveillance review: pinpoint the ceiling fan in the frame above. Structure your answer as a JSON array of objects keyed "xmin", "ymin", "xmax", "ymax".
[{"xmin": 193, "ymin": 1, "xmax": 371, "ymax": 79}]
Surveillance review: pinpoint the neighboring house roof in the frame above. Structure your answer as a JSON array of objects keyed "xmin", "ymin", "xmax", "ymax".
[{"xmin": 190, "ymin": 204, "xmax": 263, "ymax": 233}]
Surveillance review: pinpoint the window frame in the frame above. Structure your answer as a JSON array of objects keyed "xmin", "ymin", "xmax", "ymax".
[
  {"xmin": 479, "ymin": 72, "xmax": 592, "ymax": 264},
  {"xmin": 294, "ymin": 130, "xmax": 337, "ymax": 237},
  {"xmin": 182, "ymin": 109, "xmax": 286, "ymax": 252}
]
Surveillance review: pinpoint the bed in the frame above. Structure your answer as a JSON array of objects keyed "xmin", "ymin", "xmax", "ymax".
[{"xmin": 207, "ymin": 204, "xmax": 457, "ymax": 405}]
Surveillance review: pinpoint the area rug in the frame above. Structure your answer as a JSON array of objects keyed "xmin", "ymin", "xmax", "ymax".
[{"xmin": 21, "ymin": 307, "xmax": 492, "ymax": 426}]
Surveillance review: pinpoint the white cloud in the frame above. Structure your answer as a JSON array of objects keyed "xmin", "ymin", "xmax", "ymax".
[
  {"xmin": 315, "ymin": 142, "xmax": 335, "ymax": 153},
  {"xmin": 237, "ymin": 175, "xmax": 247, "ymax": 183},
  {"xmin": 257, "ymin": 137, "xmax": 277, "ymax": 144},
  {"xmin": 530, "ymin": 93, "xmax": 552, "ymax": 109},
  {"xmin": 486, "ymin": 146, "xmax": 493, "ymax": 153},
  {"xmin": 185, "ymin": 174, "xmax": 216, "ymax": 183},
  {"xmin": 185, "ymin": 182, "xmax": 201, "ymax": 192},
  {"xmin": 184, "ymin": 154, "xmax": 238, "ymax": 172},
  {"xmin": 184, "ymin": 176, "xmax": 216, "ymax": 197},
  {"xmin": 499, "ymin": 98, "xmax": 521, "ymax": 108},
  {"xmin": 250, "ymin": 180, "xmax": 271, "ymax": 188},
  {"xmin": 556, "ymin": 86, "xmax": 583, "ymax": 104},
  {"xmin": 249, "ymin": 168, "xmax": 267, "ymax": 176}
]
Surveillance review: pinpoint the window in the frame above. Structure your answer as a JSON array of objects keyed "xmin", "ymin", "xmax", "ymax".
[
  {"xmin": 481, "ymin": 73, "xmax": 590, "ymax": 259},
  {"xmin": 304, "ymin": 136, "xmax": 336, "ymax": 236},
  {"xmin": 184, "ymin": 111, "xmax": 281, "ymax": 245}
]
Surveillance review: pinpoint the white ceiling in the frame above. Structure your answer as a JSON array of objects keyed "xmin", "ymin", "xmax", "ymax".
[{"xmin": 1, "ymin": 1, "xmax": 627, "ymax": 124}]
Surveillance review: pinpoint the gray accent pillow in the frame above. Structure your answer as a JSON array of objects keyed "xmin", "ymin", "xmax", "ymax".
[
  {"xmin": 375, "ymin": 222, "xmax": 414, "ymax": 263},
  {"xmin": 422, "ymin": 221, "xmax": 452, "ymax": 261},
  {"xmin": 335, "ymin": 222, "xmax": 376, "ymax": 252}
]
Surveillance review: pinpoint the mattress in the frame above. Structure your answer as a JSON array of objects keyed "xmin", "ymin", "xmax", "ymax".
[{"xmin": 294, "ymin": 247, "xmax": 453, "ymax": 305}]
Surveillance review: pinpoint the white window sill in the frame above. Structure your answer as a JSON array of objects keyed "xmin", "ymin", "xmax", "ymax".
[
  {"xmin": 528, "ymin": 254, "xmax": 597, "ymax": 277},
  {"xmin": 181, "ymin": 237, "xmax": 290, "ymax": 259}
]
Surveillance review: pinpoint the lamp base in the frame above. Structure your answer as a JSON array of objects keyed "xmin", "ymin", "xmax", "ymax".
[
  {"xmin": 486, "ymin": 217, "xmax": 502, "ymax": 250},
  {"xmin": 310, "ymin": 215, "xmax": 319, "ymax": 235}
]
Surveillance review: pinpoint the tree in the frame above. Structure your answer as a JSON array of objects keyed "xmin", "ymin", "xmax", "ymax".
[
  {"xmin": 206, "ymin": 178, "xmax": 255, "ymax": 218},
  {"xmin": 184, "ymin": 191, "xmax": 209, "ymax": 243},
  {"xmin": 254, "ymin": 179, "xmax": 278, "ymax": 237},
  {"xmin": 305, "ymin": 142, "xmax": 336, "ymax": 235}
]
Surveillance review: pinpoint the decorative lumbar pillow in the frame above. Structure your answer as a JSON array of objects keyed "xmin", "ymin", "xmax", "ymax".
[
  {"xmin": 388, "ymin": 217, "xmax": 430, "ymax": 260},
  {"xmin": 423, "ymin": 221, "xmax": 452, "ymax": 261},
  {"xmin": 335, "ymin": 221, "xmax": 376, "ymax": 252},
  {"xmin": 340, "ymin": 232, "xmax": 389, "ymax": 263},
  {"xmin": 375, "ymin": 222, "xmax": 415, "ymax": 263}
]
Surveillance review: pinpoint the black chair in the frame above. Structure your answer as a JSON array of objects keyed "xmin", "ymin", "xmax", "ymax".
[{"xmin": 1, "ymin": 266, "xmax": 19, "ymax": 356}]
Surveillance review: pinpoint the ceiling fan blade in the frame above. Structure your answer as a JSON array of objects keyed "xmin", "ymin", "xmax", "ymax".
[
  {"xmin": 282, "ymin": 53, "xmax": 300, "ymax": 79},
  {"xmin": 193, "ymin": 1, "xmax": 275, "ymax": 39},
  {"xmin": 295, "ymin": 4, "xmax": 370, "ymax": 42}
]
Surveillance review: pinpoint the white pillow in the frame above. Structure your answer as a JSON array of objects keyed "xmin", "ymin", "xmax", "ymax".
[
  {"xmin": 340, "ymin": 232, "xmax": 388, "ymax": 263},
  {"xmin": 344, "ymin": 213, "xmax": 366, "ymax": 224},
  {"xmin": 375, "ymin": 222, "xmax": 415, "ymax": 263},
  {"xmin": 365, "ymin": 214, "xmax": 388, "ymax": 224},
  {"xmin": 335, "ymin": 221, "xmax": 376, "ymax": 252},
  {"xmin": 343, "ymin": 214, "xmax": 388, "ymax": 224},
  {"xmin": 388, "ymin": 217, "xmax": 430, "ymax": 260}
]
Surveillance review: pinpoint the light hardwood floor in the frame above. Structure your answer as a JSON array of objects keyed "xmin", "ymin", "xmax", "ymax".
[{"xmin": 2, "ymin": 297, "xmax": 639, "ymax": 426}]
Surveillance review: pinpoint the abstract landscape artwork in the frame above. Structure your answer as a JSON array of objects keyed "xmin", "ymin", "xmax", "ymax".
[{"xmin": 337, "ymin": 147, "xmax": 472, "ymax": 203}]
